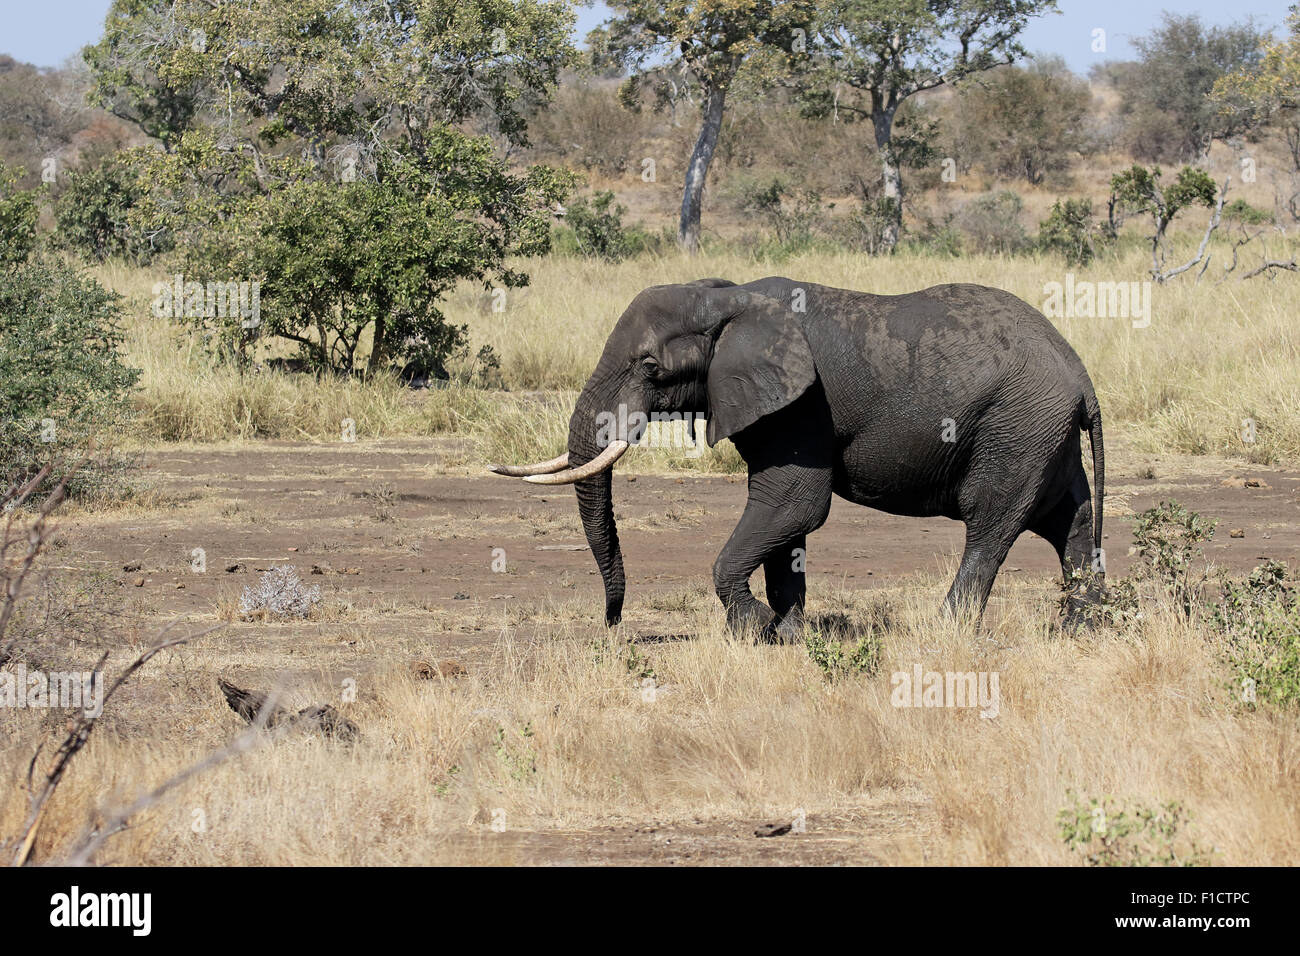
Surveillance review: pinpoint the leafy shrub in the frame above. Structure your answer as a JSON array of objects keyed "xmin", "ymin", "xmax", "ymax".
[
  {"xmin": 239, "ymin": 566, "xmax": 321, "ymax": 620},
  {"xmin": 151, "ymin": 138, "xmax": 571, "ymax": 375},
  {"xmin": 901, "ymin": 213, "xmax": 963, "ymax": 258},
  {"xmin": 0, "ymin": 160, "xmax": 37, "ymax": 266},
  {"xmin": 54, "ymin": 154, "xmax": 165, "ymax": 263},
  {"xmin": 1223, "ymin": 197, "xmax": 1274, "ymax": 225},
  {"xmin": 555, "ymin": 190, "xmax": 659, "ymax": 261},
  {"xmin": 805, "ymin": 626, "xmax": 880, "ymax": 679},
  {"xmin": 953, "ymin": 190, "xmax": 1029, "ymax": 254},
  {"xmin": 735, "ymin": 176, "xmax": 826, "ymax": 247},
  {"xmin": 1212, "ymin": 560, "xmax": 1300, "ymax": 709},
  {"xmin": 1129, "ymin": 500, "xmax": 1216, "ymax": 618},
  {"xmin": 1038, "ymin": 197, "xmax": 1105, "ymax": 265},
  {"xmin": 1058, "ymin": 791, "xmax": 1213, "ymax": 866},
  {"xmin": 840, "ymin": 197, "xmax": 899, "ymax": 255},
  {"xmin": 0, "ymin": 174, "xmax": 140, "ymax": 488}
]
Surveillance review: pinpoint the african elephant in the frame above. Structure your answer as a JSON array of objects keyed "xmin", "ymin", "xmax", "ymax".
[{"xmin": 491, "ymin": 277, "xmax": 1105, "ymax": 639}]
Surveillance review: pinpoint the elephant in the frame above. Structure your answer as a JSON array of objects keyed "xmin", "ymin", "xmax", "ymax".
[{"xmin": 491, "ymin": 276, "xmax": 1105, "ymax": 639}]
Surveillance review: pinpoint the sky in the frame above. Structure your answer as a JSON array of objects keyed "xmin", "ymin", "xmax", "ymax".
[{"xmin": 0, "ymin": 0, "xmax": 1293, "ymax": 72}]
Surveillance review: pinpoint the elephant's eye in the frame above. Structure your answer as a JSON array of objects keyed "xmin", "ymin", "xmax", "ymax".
[{"xmin": 640, "ymin": 356, "xmax": 660, "ymax": 375}]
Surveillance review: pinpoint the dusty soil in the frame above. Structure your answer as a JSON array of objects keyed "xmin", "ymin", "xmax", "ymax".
[{"xmin": 44, "ymin": 438, "xmax": 1300, "ymax": 864}]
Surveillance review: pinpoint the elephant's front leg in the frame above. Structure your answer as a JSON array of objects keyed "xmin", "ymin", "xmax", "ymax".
[{"xmin": 713, "ymin": 464, "xmax": 831, "ymax": 642}]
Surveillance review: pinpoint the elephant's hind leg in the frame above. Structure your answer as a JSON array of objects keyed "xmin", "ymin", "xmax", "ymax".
[
  {"xmin": 943, "ymin": 480, "xmax": 1043, "ymax": 625},
  {"xmin": 1029, "ymin": 467, "xmax": 1103, "ymax": 626},
  {"xmin": 942, "ymin": 521, "xmax": 1023, "ymax": 624}
]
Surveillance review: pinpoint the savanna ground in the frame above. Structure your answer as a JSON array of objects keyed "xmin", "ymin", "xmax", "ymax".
[{"xmin": 4, "ymin": 247, "xmax": 1300, "ymax": 866}]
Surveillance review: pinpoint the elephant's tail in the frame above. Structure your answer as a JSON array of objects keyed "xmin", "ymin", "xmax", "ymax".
[{"xmin": 1082, "ymin": 384, "xmax": 1105, "ymax": 566}]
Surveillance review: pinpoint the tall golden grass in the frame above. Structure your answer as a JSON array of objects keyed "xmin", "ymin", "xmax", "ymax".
[
  {"xmin": 3, "ymin": 577, "xmax": 1296, "ymax": 865},
  {"xmin": 97, "ymin": 241, "xmax": 1299, "ymax": 469}
]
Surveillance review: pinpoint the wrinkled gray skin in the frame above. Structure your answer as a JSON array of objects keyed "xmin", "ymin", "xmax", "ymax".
[{"xmin": 563, "ymin": 277, "xmax": 1104, "ymax": 639}]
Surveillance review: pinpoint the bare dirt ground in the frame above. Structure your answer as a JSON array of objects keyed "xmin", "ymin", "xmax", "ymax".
[{"xmin": 45, "ymin": 437, "xmax": 1300, "ymax": 864}]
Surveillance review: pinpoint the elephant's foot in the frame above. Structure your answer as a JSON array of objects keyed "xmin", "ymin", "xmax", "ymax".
[
  {"xmin": 723, "ymin": 596, "xmax": 780, "ymax": 643},
  {"xmin": 769, "ymin": 606, "xmax": 806, "ymax": 645},
  {"xmin": 1060, "ymin": 585, "xmax": 1106, "ymax": 632}
]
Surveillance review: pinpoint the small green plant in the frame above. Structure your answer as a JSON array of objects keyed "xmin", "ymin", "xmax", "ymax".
[
  {"xmin": 804, "ymin": 626, "xmax": 880, "ymax": 680},
  {"xmin": 590, "ymin": 633, "xmax": 655, "ymax": 680},
  {"xmin": 1058, "ymin": 791, "xmax": 1213, "ymax": 866},
  {"xmin": 494, "ymin": 722, "xmax": 537, "ymax": 781},
  {"xmin": 1212, "ymin": 561, "xmax": 1300, "ymax": 710},
  {"xmin": 1130, "ymin": 500, "xmax": 1216, "ymax": 618}
]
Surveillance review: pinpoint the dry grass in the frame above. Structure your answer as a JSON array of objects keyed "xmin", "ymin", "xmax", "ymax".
[
  {"xmin": 3, "ymin": 571, "xmax": 1297, "ymax": 865},
  {"xmin": 95, "ymin": 237, "xmax": 1300, "ymax": 471}
]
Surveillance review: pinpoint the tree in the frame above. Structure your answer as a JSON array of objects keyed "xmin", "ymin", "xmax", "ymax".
[
  {"xmin": 86, "ymin": 0, "xmax": 578, "ymax": 158},
  {"xmin": 1111, "ymin": 164, "xmax": 1223, "ymax": 280},
  {"xmin": 947, "ymin": 55, "xmax": 1092, "ymax": 185},
  {"xmin": 82, "ymin": 0, "xmax": 205, "ymax": 150},
  {"xmin": 591, "ymin": 0, "xmax": 813, "ymax": 253},
  {"xmin": 1213, "ymin": 6, "xmax": 1300, "ymax": 170},
  {"xmin": 1117, "ymin": 13, "xmax": 1269, "ymax": 163},
  {"xmin": 795, "ymin": 0, "xmax": 1056, "ymax": 253},
  {"xmin": 84, "ymin": 0, "xmax": 577, "ymax": 374}
]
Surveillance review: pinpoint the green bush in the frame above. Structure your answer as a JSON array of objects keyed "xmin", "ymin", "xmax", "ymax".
[
  {"xmin": 840, "ymin": 197, "xmax": 899, "ymax": 256},
  {"xmin": 1212, "ymin": 561, "xmax": 1300, "ymax": 710},
  {"xmin": 555, "ymin": 190, "xmax": 660, "ymax": 261},
  {"xmin": 0, "ymin": 259, "xmax": 141, "ymax": 487},
  {"xmin": 149, "ymin": 137, "xmax": 571, "ymax": 375},
  {"xmin": 54, "ymin": 154, "xmax": 165, "ymax": 263},
  {"xmin": 1129, "ymin": 500, "xmax": 1216, "ymax": 619},
  {"xmin": 734, "ymin": 176, "xmax": 826, "ymax": 248},
  {"xmin": 1038, "ymin": 197, "xmax": 1104, "ymax": 265},
  {"xmin": 1058, "ymin": 791, "xmax": 1213, "ymax": 866},
  {"xmin": 1222, "ymin": 197, "xmax": 1274, "ymax": 225},
  {"xmin": 1, "ymin": 167, "xmax": 140, "ymax": 490},
  {"xmin": 0, "ymin": 161, "xmax": 37, "ymax": 266}
]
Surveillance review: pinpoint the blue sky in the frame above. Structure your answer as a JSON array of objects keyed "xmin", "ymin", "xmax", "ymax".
[{"xmin": 0, "ymin": 0, "xmax": 1293, "ymax": 71}]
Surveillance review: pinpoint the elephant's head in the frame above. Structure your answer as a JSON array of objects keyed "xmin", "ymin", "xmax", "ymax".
[{"xmin": 490, "ymin": 278, "xmax": 816, "ymax": 625}]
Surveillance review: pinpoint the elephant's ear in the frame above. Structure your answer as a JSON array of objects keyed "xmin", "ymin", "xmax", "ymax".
[{"xmin": 706, "ymin": 293, "xmax": 817, "ymax": 446}]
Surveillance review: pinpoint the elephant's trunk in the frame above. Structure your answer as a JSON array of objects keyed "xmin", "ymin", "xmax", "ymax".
[{"xmin": 567, "ymin": 390, "xmax": 625, "ymax": 625}]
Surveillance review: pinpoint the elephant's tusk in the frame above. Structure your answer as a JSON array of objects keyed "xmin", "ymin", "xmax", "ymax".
[
  {"xmin": 488, "ymin": 452, "xmax": 570, "ymax": 477},
  {"xmin": 522, "ymin": 441, "xmax": 630, "ymax": 484}
]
